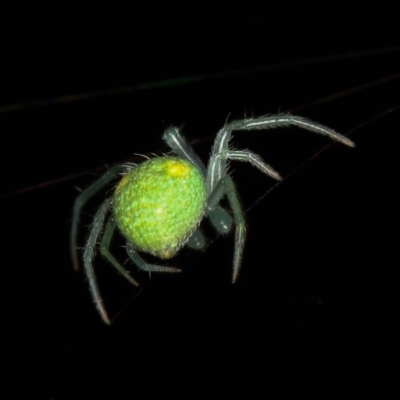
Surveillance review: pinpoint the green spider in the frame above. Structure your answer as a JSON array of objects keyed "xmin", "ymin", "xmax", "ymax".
[{"xmin": 71, "ymin": 114, "xmax": 354, "ymax": 324}]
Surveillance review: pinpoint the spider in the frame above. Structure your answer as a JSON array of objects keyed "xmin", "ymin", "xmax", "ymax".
[{"xmin": 71, "ymin": 114, "xmax": 355, "ymax": 324}]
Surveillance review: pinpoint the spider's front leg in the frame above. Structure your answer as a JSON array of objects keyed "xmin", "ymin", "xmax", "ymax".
[
  {"xmin": 83, "ymin": 197, "xmax": 114, "ymax": 324},
  {"xmin": 83, "ymin": 199, "xmax": 142, "ymax": 325},
  {"xmin": 207, "ymin": 114, "xmax": 354, "ymax": 191}
]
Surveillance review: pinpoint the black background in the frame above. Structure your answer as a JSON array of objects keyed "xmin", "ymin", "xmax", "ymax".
[{"xmin": 1, "ymin": 10, "xmax": 399, "ymax": 397}]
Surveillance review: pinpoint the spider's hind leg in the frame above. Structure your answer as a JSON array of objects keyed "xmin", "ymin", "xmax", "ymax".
[
  {"xmin": 126, "ymin": 242, "xmax": 182, "ymax": 274},
  {"xmin": 100, "ymin": 217, "xmax": 140, "ymax": 287}
]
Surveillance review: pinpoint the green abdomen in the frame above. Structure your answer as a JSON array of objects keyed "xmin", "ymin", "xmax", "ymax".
[{"xmin": 113, "ymin": 157, "xmax": 207, "ymax": 258}]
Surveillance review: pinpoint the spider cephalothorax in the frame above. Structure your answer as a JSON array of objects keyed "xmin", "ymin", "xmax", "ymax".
[{"xmin": 71, "ymin": 114, "xmax": 354, "ymax": 324}]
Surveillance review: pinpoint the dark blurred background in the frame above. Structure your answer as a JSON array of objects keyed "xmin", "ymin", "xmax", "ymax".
[{"xmin": 1, "ymin": 9, "xmax": 399, "ymax": 397}]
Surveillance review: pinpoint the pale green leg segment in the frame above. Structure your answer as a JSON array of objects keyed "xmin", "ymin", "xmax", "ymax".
[
  {"xmin": 100, "ymin": 218, "xmax": 140, "ymax": 287},
  {"xmin": 82, "ymin": 197, "xmax": 113, "ymax": 325},
  {"xmin": 207, "ymin": 177, "xmax": 246, "ymax": 284},
  {"xmin": 207, "ymin": 115, "xmax": 354, "ymax": 192},
  {"xmin": 126, "ymin": 242, "xmax": 181, "ymax": 273}
]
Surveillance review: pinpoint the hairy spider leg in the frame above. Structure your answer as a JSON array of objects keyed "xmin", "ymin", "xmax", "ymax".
[
  {"xmin": 206, "ymin": 176, "xmax": 246, "ymax": 283},
  {"xmin": 71, "ymin": 164, "xmax": 129, "ymax": 271},
  {"xmin": 83, "ymin": 197, "xmax": 149, "ymax": 324},
  {"xmin": 100, "ymin": 217, "xmax": 140, "ymax": 286},
  {"xmin": 207, "ymin": 115, "xmax": 355, "ymax": 192},
  {"xmin": 82, "ymin": 197, "xmax": 113, "ymax": 324},
  {"xmin": 126, "ymin": 242, "xmax": 181, "ymax": 273}
]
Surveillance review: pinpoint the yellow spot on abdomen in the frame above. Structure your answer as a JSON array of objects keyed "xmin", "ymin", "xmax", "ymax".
[{"xmin": 165, "ymin": 159, "xmax": 191, "ymax": 177}]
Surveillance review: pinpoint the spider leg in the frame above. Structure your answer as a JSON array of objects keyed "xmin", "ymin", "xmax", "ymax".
[
  {"xmin": 207, "ymin": 177, "xmax": 246, "ymax": 283},
  {"xmin": 162, "ymin": 127, "xmax": 206, "ymax": 175},
  {"xmin": 126, "ymin": 242, "xmax": 182, "ymax": 273},
  {"xmin": 83, "ymin": 197, "xmax": 113, "ymax": 325},
  {"xmin": 223, "ymin": 150, "xmax": 282, "ymax": 180},
  {"xmin": 100, "ymin": 217, "xmax": 140, "ymax": 287},
  {"xmin": 206, "ymin": 150, "xmax": 280, "ymax": 236},
  {"xmin": 207, "ymin": 114, "xmax": 355, "ymax": 192},
  {"xmin": 71, "ymin": 164, "xmax": 129, "ymax": 271}
]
